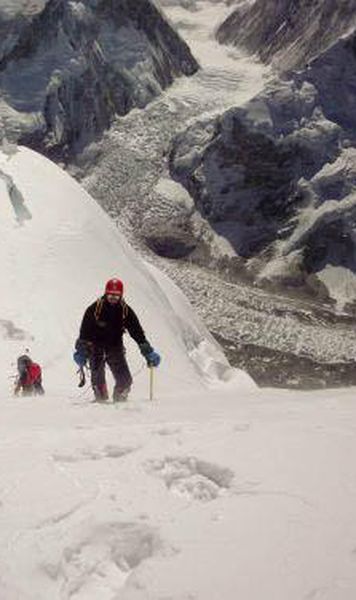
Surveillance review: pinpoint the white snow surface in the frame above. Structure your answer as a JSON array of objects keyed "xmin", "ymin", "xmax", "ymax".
[
  {"xmin": 1, "ymin": 146, "xmax": 356, "ymax": 599},
  {"xmin": 316, "ymin": 265, "xmax": 356, "ymax": 313}
]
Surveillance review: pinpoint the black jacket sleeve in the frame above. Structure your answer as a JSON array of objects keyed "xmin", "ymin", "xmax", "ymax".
[
  {"xmin": 126, "ymin": 305, "xmax": 149, "ymax": 346},
  {"xmin": 79, "ymin": 304, "xmax": 96, "ymax": 342}
]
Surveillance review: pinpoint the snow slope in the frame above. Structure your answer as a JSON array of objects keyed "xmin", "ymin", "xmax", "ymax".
[
  {"xmin": 1, "ymin": 366, "xmax": 356, "ymax": 598},
  {"xmin": 0, "ymin": 145, "xmax": 253, "ymax": 399},
  {"xmin": 1, "ymin": 148, "xmax": 356, "ymax": 600}
]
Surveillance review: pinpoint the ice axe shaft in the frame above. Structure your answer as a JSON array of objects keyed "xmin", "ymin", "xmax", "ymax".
[{"xmin": 149, "ymin": 366, "xmax": 154, "ymax": 401}]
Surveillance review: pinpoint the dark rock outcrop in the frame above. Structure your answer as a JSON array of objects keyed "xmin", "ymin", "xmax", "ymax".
[
  {"xmin": 0, "ymin": 0, "xmax": 198, "ymax": 158},
  {"xmin": 140, "ymin": 178, "xmax": 206, "ymax": 259},
  {"xmin": 217, "ymin": 0, "xmax": 356, "ymax": 71},
  {"xmin": 169, "ymin": 29, "xmax": 356, "ymax": 307}
]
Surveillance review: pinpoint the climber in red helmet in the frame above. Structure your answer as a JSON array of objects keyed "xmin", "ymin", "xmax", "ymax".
[{"xmin": 73, "ymin": 278, "xmax": 160, "ymax": 402}]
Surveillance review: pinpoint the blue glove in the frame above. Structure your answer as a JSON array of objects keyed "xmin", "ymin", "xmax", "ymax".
[
  {"xmin": 73, "ymin": 339, "xmax": 92, "ymax": 367},
  {"xmin": 146, "ymin": 351, "xmax": 161, "ymax": 368},
  {"xmin": 73, "ymin": 349, "xmax": 87, "ymax": 368},
  {"xmin": 139, "ymin": 342, "xmax": 161, "ymax": 368}
]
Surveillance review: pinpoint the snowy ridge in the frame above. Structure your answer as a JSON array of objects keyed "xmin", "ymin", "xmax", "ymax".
[
  {"xmin": 0, "ymin": 145, "xmax": 253, "ymax": 398},
  {"xmin": 0, "ymin": 144, "xmax": 262, "ymax": 600}
]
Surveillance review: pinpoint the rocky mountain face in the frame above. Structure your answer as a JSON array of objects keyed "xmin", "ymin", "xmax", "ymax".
[
  {"xmin": 0, "ymin": 0, "xmax": 198, "ymax": 158},
  {"xmin": 166, "ymin": 3, "xmax": 356, "ymax": 311},
  {"xmin": 216, "ymin": 0, "xmax": 356, "ymax": 71}
]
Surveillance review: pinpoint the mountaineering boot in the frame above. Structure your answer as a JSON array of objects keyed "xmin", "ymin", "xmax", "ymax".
[
  {"xmin": 34, "ymin": 381, "xmax": 45, "ymax": 395},
  {"xmin": 113, "ymin": 386, "xmax": 130, "ymax": 403},
  {"xmin": 93, "ymin": 383, "xmax": 109, "ymax": 402}
]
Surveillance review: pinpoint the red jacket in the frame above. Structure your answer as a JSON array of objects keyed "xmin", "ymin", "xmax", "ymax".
[{"xmin": 23, "ymin": 362, "xmax": 42, "ymax": 386}]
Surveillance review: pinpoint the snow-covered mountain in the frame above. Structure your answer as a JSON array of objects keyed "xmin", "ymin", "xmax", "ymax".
[{"xmin": 0, "ymin": 0, "xmax": 198, "ymax": 158}]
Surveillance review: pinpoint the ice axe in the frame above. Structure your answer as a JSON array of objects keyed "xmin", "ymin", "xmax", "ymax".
[{"xmin": 149, "ymin": 366, "xmax": 154, "ymax": 401}]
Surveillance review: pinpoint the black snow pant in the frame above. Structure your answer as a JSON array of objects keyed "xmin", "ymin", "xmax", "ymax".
[
  {"xmin": 16, "ymin": 374, "xmax": 44, "ymax": 396},
  {"xmin": 89, "ymin": 345, "xmax": 132, "ymax": 401}
]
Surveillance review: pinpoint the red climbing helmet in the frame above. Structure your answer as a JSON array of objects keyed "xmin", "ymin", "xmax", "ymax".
[{"xmin": 105, "ymin": 278, "xmax": 124, "ymax": 296}]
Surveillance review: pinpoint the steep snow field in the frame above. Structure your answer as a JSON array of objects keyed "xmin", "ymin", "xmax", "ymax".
[
  {"xmin": 1, "ymin": 146, "xmax": 356, "ymax": 599},
  {"xmin": 0, "ymin": 145, "xmax": 249, "ymax": 397}
]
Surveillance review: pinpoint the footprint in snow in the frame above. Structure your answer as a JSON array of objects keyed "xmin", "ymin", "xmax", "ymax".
[
  {"xmin": 41, "ymin": 521, "xmax": 162, "ymax": 599},
  {"xmin": 52, "ymin": 445, "xmax": 137, "ymax": 463},
  {"xmin": 154, "ymin": 426, "xmax": 181, "ymax": 436},
  {"xmin": 146, "ymin": 456, "xmax": 234, "ymax": 502}
]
